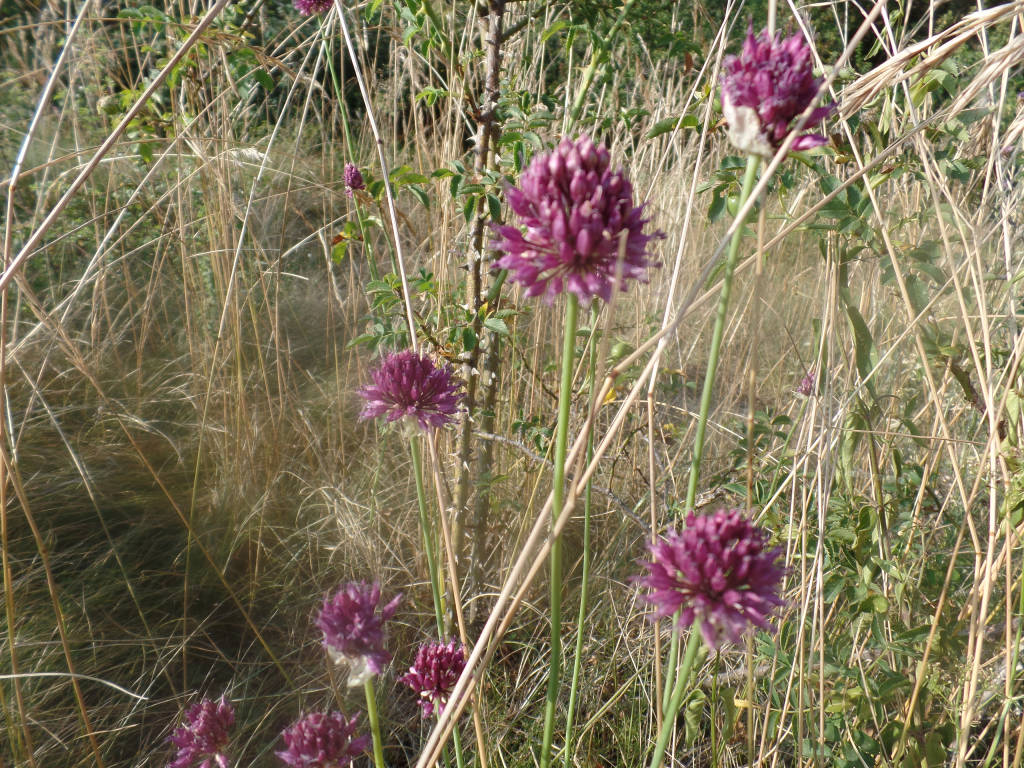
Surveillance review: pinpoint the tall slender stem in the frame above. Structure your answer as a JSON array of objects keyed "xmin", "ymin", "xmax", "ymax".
[
  {"xmin": 540, "ymin": 293, "xmax": 580, "ymax": 768},
  {"xmin": 365, "ymin": 678, "xmax": 387, "ymax": 768},
  {"xmin": 411, "ymin": 437, "xmax": 445, "ymax": 634},
  {"xmin": 562, "ymin": 303, "xmax": 599, "ymax": 768},
  {"xmin": 684, "ymin": 154, "xmax": 761, "ymax": 510},
  {"xmin": 662, "ymin": 154, "xmax": 760, "ymax": 734},
  {"xmin": 649, "ymin": 631, "xmax": 701, "ymax": 768}
]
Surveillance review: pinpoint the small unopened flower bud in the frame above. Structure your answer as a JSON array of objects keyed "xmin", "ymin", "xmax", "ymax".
[{"xmin": 343, "ymin": 163, "xmax": 365, "ymax": 197}]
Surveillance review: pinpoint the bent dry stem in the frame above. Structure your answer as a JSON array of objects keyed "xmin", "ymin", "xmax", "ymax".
[{"xmin": 540, "ymin": 292, "xmax": 580, "ymax": 768}]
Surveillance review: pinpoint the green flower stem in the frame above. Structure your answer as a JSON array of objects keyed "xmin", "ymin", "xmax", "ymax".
[
  {"xmin": 451, "ymin": 724, "xmax": 466, "ymax": 768},
  {"xmin": 661, "ymin": 153, "xmax": 760, "ymax": 733},
  {"xmin": 661, "ymin": 631, "xmax": 679, "ymax": 716},
  {"xmin": 684, "ymin": 154, "xmax": 761, "ymax": 510},
  {"xmin": 561, "ymin": 303, "xmax": 599, "ymax": 768},
  {"xmin": 364, "ymin": 677, "xmax": 387, "ymax": 768},
  {"xmin": 411, "ymin": 437, "xmax": 445, "ymax": 634},
  {"xmin": 540, "ymin": 292, "xmax": 580, "ymax": 768},
  {"xmin": 648, "ymin": 630, "xmax": 701, "ymax": 768}
]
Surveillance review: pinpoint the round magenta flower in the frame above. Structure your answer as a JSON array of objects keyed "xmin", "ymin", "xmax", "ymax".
[
  {"xmin": 276, "ymin": 711, "xmax": 368, "ymax": 768},
  {"xmin": 720, "ymin": 26, "xmax": 835, "ymax": 156},
  {"xmin": 357, "ymin": 349, "xmax": 464, "ymax": 431},
  {"xmin": 343, "ymin": 163, "xmax": 365, "ymax": 197},
  {"xmin": 399, "ymin": 640, "xmax": 467, "ymax": 718},
  {"xmin": 316, "ymin": 581, "xmax": 402, "ymax": 686},
  {"xmin": 638, "ymin": 509, "xmax": 785, "ymax": 649},
  {"xmin": 167, "ymin": 696, "xmax": 234, "ymax": 768},
  {"xmin": 491, "ymin": 135, "xmax": 661, "ymax": 304},
  {"xmin": 796, "ymin": 369, "xmax": 816, "ymax": 396},
  {"xmin": 293, "ymin": 0, "xmax": 332, "ymax": 15}
]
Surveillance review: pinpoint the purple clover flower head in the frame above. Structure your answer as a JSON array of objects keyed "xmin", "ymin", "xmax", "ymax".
[
  {"xmin": 399, "ymin": 640, "xmax": 467, "ymax": 718},
  {"xmin": 293, "ymin": 0, "xmax": 332, "ymax": 15},
  {"xmin": 638, "ymin": 509, "xmax": 786, "ymax": 650},
  {"xmin": 720, "ymin": 26, "xmax": 836, "ymax": 157},
  {"xmin": 167, "ymin": 696, "xmax": 234, "ymax": 768},
  {"xmin": 796, "ymin": 369, "xmax": 815, "ymax": 397},
  {"xmin": 276, "ymin": 711, "xmax": 368, "ymax": 768},
  {"xmin": 491, "ymin": 135, "xmax": 662, "ymax": 305},
  {"xmin": 357, "ymin": 349, "xmax": 464, "ymax": 431},
  {"xmin": 343, "ymin": 163, "xmax": 365, "ymax": 197},
  {"xmin": 316, "ymin": 581, "xmax": 402, "ymax": 686}
]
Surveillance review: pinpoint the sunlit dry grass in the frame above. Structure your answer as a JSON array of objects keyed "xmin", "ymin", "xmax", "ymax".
[{"xmin": 1, "ymin": 1, "xmax": 1022, "ymax": 766}]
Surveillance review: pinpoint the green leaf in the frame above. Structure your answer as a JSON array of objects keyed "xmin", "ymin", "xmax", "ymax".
[
  {"xmin": 408, "ymin": 185, "xmax": 430, "ymax": 208},
  {"xmin": 708, "ymin": 188, "xmax": 725, "ymax": 222},
  {"xmin": 840, "ymin": 410, "xmax": 867, "ymax": 489},
  {"xmin": 253, "ymin": 68, "xmax": 274, "ymax": 91},
  {"xmin": 924, "ymin": 732, "xmax": 947, "ymax": 766},
  {"xmin": 683, "ymin": 689, "xmax": 706, "ymax": 746},
  {"xmin": 415, "ymin": 86, "xmax": 448, "ymax": 105},
  {"xmin": 540, "ymin": 20, "xmax": 569, "ymax": 43},
  {"xmin": 646, "ymin": 114, "xmax": 696, "ymax": 139},
  {"xmin": 461, "ymin": 327, "xmax": 477, "ymax": 352},
  {"xmin": 448, "ymin": 173, "xmax": 463, "ymax": 198},
  {"xmin": 844, "ymin": 302, "xmax": 879, "ymax": 390},
  {"xmin": 483, "ymin": 317, "xmax": 509, "ymax": 336},
  {"xmin": 486, "ymin": 193, "xmax": 502, "ymax": 222},
  {"xmin": 346, "ymin": 333, "xmax": 378, "ymax": 349}
]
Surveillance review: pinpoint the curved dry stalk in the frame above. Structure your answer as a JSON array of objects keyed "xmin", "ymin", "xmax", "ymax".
[
  {"xmin": 331, "ymin": 0, "xmax": 418, "ymax": 348},
  {"xmin": 841, "ymin": 1, "xmax": 1024, "ymax": 116},
  {"xmin": 0, "ymin": 0, "xmax": 231, "ymax": 294}
]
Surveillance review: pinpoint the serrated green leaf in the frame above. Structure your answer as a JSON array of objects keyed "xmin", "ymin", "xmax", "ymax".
[
  {"xmin": 486, "ymin": 193, "xmax": 502, "ymax": 222},
  {"xmin": 461, "ymin": 327, "xmax": 477, "ymax": 352},
  {"xmin": 483, "ymin": 317, "xmax": 509, "ymax": 336},
  {"xmin": 409, "ymin": 185, "xmax": 430, "ymax": 208}
]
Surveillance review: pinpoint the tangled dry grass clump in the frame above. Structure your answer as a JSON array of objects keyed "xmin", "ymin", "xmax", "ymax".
[{"xmin": 1, "ymin": 1, "xmax": 1023, "ymax": 767}]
